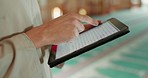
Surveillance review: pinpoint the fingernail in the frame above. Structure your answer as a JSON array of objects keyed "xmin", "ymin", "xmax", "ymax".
[
  {"xmin": 93, "ymin": 21, "xmax": 99, "ymax": 26},
  {"xmin": 98, "ymin": 20, "xmax": 102, "ymax": 25}
]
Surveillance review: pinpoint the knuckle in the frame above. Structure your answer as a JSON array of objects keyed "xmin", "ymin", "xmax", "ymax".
[
  {"xmin": 70, "ymin": 34, "xmax": 75, "ymax": 39},
  {"xmin": 67, "ymin": 28, "xmax": 79, "ymax": 40},
  {"xmin": 67, "ymin": 32, "xmax": 75, "ymax": 40}
]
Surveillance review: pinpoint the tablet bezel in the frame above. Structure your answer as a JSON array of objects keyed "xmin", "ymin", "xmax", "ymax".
[{"xmin": 108, "ymin": 18, "xmax": 129, "ymax": 31}]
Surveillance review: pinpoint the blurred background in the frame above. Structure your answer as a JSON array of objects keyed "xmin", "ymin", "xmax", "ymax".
[{"xmin": 37, "ymin": 0, "xmax": 148, "ymax": 78}]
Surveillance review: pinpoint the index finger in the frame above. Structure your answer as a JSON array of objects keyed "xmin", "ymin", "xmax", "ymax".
[{"xmin": 74, "ymin": 14, "xmax": 99, "ymax": 26}]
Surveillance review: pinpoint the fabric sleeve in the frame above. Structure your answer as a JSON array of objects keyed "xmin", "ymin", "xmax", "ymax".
[{"xmin": 0, "ymin": 33, "xmax": 44, "ymax": 78}]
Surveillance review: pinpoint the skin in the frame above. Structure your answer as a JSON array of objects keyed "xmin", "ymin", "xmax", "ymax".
[{"xmin": 25, "ymin": 13, "xmax": 100, "ymax": 48}]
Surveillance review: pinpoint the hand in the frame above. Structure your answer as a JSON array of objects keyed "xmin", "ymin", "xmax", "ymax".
[{"xmin": 25, "ymin": 13, "xmax": 100, "ymax": 48}]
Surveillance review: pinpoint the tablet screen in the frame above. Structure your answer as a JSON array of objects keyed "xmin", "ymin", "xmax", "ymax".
[{"xmin": 56, "ymin": 21, "xmax": 120, "ymax": 59}]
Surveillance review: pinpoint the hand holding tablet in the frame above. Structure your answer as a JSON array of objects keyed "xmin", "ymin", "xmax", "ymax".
[{"xmin": 48, "ymin": 18, "xmax": 130, "ymax": 68}]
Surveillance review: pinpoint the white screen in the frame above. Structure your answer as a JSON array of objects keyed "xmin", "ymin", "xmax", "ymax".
[{"xmin": 56, "ymin": 21, "xmax": 120, "ymax": 59}]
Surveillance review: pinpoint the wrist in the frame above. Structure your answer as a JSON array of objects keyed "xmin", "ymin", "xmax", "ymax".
[{"xmin": 25, "ymin": 26, "xmax": 45, "ymax": 48}]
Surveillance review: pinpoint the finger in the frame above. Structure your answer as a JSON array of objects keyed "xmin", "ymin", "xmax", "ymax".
[
  {"xmin": 68, "ymin": 28, "xmax": 79, "ymax": 43},
  {"xmin": 84, "ymin": 20, "xmax": 102, "ymax": 29},
  {"xmin": 73, "ymin": 20, "xmax": 85, "ymax": 33},
  {"xmin": 74, "ymin": 27, "xmax": 79, "ymax": 37},
  {"xmin": 98, "ymin": 20, "xmax": 102, "ymax": 25},
  {"xmin": 84, "ymin": 24, "xmax": 94, "ymax": 31},
  {"xmin": 74, "ymin": 14, "xmax": 99, "ymax": 26}
]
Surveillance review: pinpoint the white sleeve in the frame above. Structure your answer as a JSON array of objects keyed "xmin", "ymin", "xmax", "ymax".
[{"xmin": 0, "ymin": 33, "xmax": 45, "ymax": 78}]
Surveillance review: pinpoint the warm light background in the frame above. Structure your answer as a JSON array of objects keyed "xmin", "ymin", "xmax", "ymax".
[{"xmin": 37, "ymin": 0, "xmax": 141, "ymax": 23}]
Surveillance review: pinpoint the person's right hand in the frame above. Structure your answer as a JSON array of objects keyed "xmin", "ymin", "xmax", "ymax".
[{"xmin": 25, "ymin": 13, "xmax": 99, "ymax": 48}]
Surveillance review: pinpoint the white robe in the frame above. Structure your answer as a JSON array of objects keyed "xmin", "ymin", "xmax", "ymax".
[{"xmin": 0, "ymin": 0, "xmax": 52, "ymax": 78}]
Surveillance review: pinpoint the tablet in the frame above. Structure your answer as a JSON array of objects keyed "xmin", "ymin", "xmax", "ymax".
[{"xmin": 48, "ymin": 18, "xmax": 130, "ymax": 68}]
